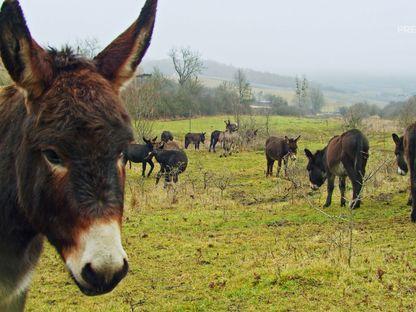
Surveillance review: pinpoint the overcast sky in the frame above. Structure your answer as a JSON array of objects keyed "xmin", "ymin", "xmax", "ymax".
[{"xmin": 12, "ymin": 0, "xmax": 416, "ymax": 78}]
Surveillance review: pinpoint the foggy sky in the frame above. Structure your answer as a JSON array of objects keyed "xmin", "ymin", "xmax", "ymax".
[{"xmin": 12, "ymin": 0, "xmax": 416, "ymax": 78}]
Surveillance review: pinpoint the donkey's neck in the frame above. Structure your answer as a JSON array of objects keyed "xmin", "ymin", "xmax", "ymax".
[{"xmin": 0, "ymin": 87, "xmax": 43, "ymax": 306}]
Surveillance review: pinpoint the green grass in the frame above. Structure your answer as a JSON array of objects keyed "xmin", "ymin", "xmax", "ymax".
[{"xmin": 26, "ymin": 116, "xmax": 416, "ymax": 311}]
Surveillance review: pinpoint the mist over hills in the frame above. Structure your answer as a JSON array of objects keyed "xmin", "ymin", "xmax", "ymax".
[
  {"xmin": 143, "ymin": 59, "xmax": 299, "ymax": 89},
  {"xmin": 142, "ymin": 59, "xmax": 414, "ymax": 108}
]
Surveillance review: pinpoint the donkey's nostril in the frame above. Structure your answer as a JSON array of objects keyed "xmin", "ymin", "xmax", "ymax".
[
  {"xmin": 82, "ymin": 263, "xmax": 104, "ymax": 288},
  {"xmin": 80, "ymin": 259, "xmax": 129, "ymax": 295}
]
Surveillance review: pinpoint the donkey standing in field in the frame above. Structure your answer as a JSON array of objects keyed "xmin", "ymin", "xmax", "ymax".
[
  {"xmin": 184, "ymin": 132, "xmax": 206, "ymax": 150},
  {"xmin": 265, "ymin": 136, "xmax": 300, "ymax": 177},
  {"xmin": 304, "ymin": 129, "xmax": 369, "ymax": 209},
  {"xmin": 124, "ymin": 137, "xmax": 158, "ymax": 176},
  {"xmin": 209, "ymin": 120, "xmax": 238, "ymax": 152},
  {"xmin": 147, "ymin": 144, "xmax": 188, "ymax": 185},
  {"xmin": 244, "ymin": 129, "xmax": 259, "ymax": 144},
  {"xmin": 221, "ymin": 130, "xmax": 240, "ymax": 157},
  {"xmin": 0, "ymin": 0, "xmax": 157, "ymax": 310},
  {"xmin": 392, "ymin": 125, "xmax": 416, "ymax": 221}
]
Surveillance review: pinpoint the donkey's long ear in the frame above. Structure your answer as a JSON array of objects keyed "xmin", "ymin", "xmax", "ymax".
[
  {"xmin": 304, "ymin": 149, "xmax": 313, "ymax": 159},
  {"xmin": 0, "ymin": 0, "xmax": 53, "ymax": 100},
  {"xmin": 94, "ymin": 0, "xmax": 158, "ymax": 91},
  {"xmin": 392, "ymin": 133, "xmax": 401, "ymax": 145}
]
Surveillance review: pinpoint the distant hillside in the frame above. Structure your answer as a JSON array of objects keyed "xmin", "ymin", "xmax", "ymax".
[
  {"xmin": 141, "ymin": 59, "xmax": 411, "ymax": 109},
  {"xmin": 142, "ymin": 59, "xmax": 295, "ymax": 89}
]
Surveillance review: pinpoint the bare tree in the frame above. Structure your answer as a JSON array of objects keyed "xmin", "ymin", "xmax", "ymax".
[
  {"xmin": 294, "ymin": 76, "xmax": 309, "ymax": 111},
  {"xmin": 122, "ymin": 72, "xmax": 165, "ymax": 141},
  {"xmin": 399, "ymin": 96, "xmax": 416, "ymax": 129},
  {"xmin": 233, "ymin": 69, "xmax": 252, "ymax": 125},
  {"xmin": 309, "ymin": 86, "xmax": 325, "ymax": 114},
  {"xmin": 169, "ymin": 47, "xmax": 204, "ymax": 86},
  {"xmin": 74, "ymin": 37, "xmax": 101, "ymax": 58}
]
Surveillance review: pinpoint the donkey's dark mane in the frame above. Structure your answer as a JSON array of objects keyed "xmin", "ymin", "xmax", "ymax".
[{"xmin": 47, "ymin": 46, "xmax": 96, "ymax": 73}]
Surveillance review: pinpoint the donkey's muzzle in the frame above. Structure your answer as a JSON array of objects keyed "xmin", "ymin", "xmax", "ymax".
[
  {"xmin": 65, "ymin": 219, "xmax": 128, "ymax": 296},
  {"xmin": 397, "ymin": 167, "xmax": 407, "ymax": 176},
  {"xmin": 80, "ymin": 259, "xmax": 128, "ymax": 296},
  {"xmin": 310, "ymin": 183, "xmax": 320, "ymax": 191}
]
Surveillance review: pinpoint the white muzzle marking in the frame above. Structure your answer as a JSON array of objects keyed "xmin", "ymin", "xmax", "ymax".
[
  {"xmin": 398, "ymin": 167, "xmax": 407, "ymax": 176},
  {"xmin": 65, "ymin": 220, "xmax": 127, "ymax": 288},
  {"xmin": 310, "ymin": 183, "xmax": 320, "ymax": 191}
]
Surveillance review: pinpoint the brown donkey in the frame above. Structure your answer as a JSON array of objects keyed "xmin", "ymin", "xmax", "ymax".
[
  {"xmin": 265, "ymin": 136, "xmax": 300, "ymax": 177},
  {"xmin": 392, "ymin": 124, "xmax": 416, "ymax": 222},
  {"xmin": 305, "ymin": 129, "xmax": 369, "ymax": 209},
  {"xmin": 0, "ymin": 0, "xmax": 157, "ymax": 310}
]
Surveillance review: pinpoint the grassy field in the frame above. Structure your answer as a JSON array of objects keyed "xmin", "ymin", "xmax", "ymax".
[{"xmin": 26, "ymin": 115, "xmax": 416, "ymax": 311}]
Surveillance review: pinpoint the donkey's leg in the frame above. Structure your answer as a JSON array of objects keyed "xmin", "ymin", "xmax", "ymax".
[
  {"xmin": 324, "ymin": 174, "xmax": 335, "ymax": 207},
  {"xmin": 266, "ymin": 158, "xmax": 274, "ymax": 177},
  {"xmin": 147, "ymin": 160, "xmax": 155, "ymax": 177},
  {"xmin": 283, "ymin": 158, "xmax": 288, "ymax": 177},
  {"xmin": 213, "ymin": 139, "xmax": 218, "ymax": 153},
  {"xmin": 164, "ymin": 172, "xmax": 170, "ymax": 188},
  {"xmin": 345, "ymin": 163, "xmax": 362, "ymax": 209},
  {"xmin": 156, "ymin": 168, "xmax": 164, "ymax": 185},
  {"xmin": 276, "ymin": 159, "xmax": 282, "ymax": 177},
  {"xmin": 339, "ymin": 176, "xmax": 346, "ymax": 207},
  {"xmin": 142, "ymin": 162, "xmax": 147, "ymax": 177}
]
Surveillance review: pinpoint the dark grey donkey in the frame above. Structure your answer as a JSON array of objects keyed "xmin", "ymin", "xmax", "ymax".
[
  {"xmin": 124, "ymin": 137, "xmax": 158, "ymax": 176},
  {"xmin": 184, "ymin": 132, "xmax": 206, "ymax": 150},
  {"xmin": 148, "ymin": 145, "xmax": 188, "ymax": 185}
]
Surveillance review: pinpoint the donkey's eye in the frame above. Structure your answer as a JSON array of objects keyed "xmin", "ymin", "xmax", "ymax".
[{"xmin": 43, "ymin": 149, "xmax": 63, "ymax": 166}]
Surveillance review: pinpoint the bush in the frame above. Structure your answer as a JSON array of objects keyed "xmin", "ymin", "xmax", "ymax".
[
  {"xmin": 265, "ymin": 94, "xmax": 303, "ymax": 116},
  {"xmin": 398, "ymin": 96, "xmax": 416, "ymax": 129},
  {"xmin": 340, "ymin": 102, "xmax": 381, "ymax": 130}
]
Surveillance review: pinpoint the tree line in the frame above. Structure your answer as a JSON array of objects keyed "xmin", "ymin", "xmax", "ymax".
[{"xmin": 4, "ymin": 39, "xmax": 415, "ymax": 127}]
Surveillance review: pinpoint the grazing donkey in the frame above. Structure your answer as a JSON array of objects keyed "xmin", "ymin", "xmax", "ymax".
[
  {"xmin": 221, "ymin": 130, "xmax": 240, "ymax": 157},
  {"xmin": 209, "ymin": 130, "xmax": 223, "ymax": 152},
  {"xmin": 225, "ymin": 119, "xmax": 238, "ymax": 132},
  {"xmin": 184, "ymin": 132, "xmax": 206, "ymax": 150},
  {"xmin": 159, "ymin": 140, "xmax": 181, "ymax": 150},
  {"xmin": 304, "ymin": 129, "xmax": 369, "ymax": 209},
  {"xmin": 245, "ymin": 129, "xmax": 259, "ymax": 144},
  {"xmin": 392, "ymin": 125, "xmax": 416, "ymax": 221},
  {"xmin": 148, "ymin": 145, "xmax": 188, "ymax": 185},
  {"xmin": 0, "ymin": 0, "xmax": 157, "ymax": 310},
  {"xmin": 124, "ymin": 137, "xmax": 158, "ymax": 176},
  {"xmin": 265, "ymin": 136, "xmax": 300, "ymax": 177},
  {"xmin": 209, "ymin": 120, "xmax": 238, "ymax": 152},
  {"xmin": 161, "ymin": 131, "xmax": 174, "ymax": 143}
]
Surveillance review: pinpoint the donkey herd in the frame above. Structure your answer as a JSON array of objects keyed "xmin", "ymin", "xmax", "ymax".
[{"xmin": 0, "ymin": 0, "xmax": 414, "ymax": 310}]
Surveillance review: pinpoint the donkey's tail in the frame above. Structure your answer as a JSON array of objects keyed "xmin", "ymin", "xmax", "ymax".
[
  {"xmin": 354, "ymin": 135, "xmax": 368, "ymax": 179},
  {"xmin": 209, "ymin": 134, "xmax": 216, "ymax": 151}
]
